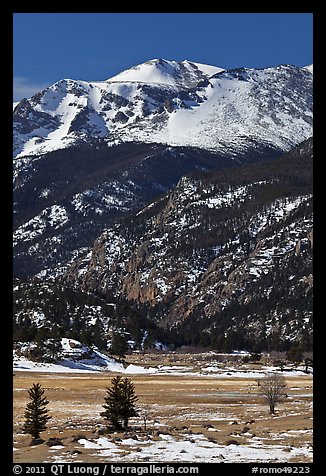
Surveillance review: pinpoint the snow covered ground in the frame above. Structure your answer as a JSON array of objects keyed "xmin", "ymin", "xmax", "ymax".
[
  {"xmin": 13, "ymin": 338, "xmax": 153, "ymax": 374},
  {"xmin": 47, "ymin": 432, "xmax": 312, "ymax": 463},
  {"xmin": 13, "ymin": 341, "xmax": 312, "ymax": 378},
  {"xmin": 13, "ymin": 358, "xmax": 312, "ymax": 378}
]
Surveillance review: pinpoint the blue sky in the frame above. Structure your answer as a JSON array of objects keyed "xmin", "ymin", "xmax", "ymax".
[{"xmin": 13, "ymin": 13, "xmax": 313, "ymax": 101}]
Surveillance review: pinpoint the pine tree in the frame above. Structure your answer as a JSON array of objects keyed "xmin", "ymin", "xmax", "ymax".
[
  {"xmin": 110, "ymin": 332, "xmax": 129, "ymax": 359},
  {"xmin": 43, "ymin": 338, "xmax": 63, "ymax": 363},
  {"xmin": 22, "ymin": 383, "xmax": 51, "ymax": 440},
  {"xmin": 101, "ymin": 376, "xmax": 138, "ymax": 430}
]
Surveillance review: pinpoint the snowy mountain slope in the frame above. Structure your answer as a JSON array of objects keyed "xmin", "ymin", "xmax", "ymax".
[
  {"xmin": 14, "ymin": 338, "xmax": 122, "ymax": 372},
  {"xmin": 303, "ymin": 64, "xmax": 313, "ymax": 74},
  {"xmin": 63, "ymin": 138, "xmax": 313, "ymax": 350},
  {"xmin": 13, "ymin": 59, "xmax": 312, "ymax": 159},
  {"xmin": 108, "ymin": 58, "xmax": 224, "ymax": 85},
  {"xmin": 150, "ymin": 65, "xmax": 313, "ymax": 152},
  {"xmin": 13, "ymin": 139, "xmax": 313, "ymax": 351},
  {"xmin": 13, "ymin": 142, "xmax": 240, "ymax": 279},
  {"xmin": 13, "ymin": 338, "xmax": 152, "ymax": 373}
]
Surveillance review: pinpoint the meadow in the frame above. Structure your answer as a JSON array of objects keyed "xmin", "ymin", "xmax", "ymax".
[{"xmin": 13, "ymin": 353, "xmax": 313, "ymax": 463}]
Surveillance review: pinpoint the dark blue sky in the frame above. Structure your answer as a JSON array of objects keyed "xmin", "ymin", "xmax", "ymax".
[{"xmin": 13, "ymin": 13, "xmax": 313, "ymax": 101}]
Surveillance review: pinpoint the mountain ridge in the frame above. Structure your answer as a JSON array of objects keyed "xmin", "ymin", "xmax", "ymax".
[
  {"xmin": 61, "ymin": 138, "xmax": 313, "ymax": 350},
  {"xmin": 13, "ymin": 138, "xmax": 312, "ymax": 352},
  {"xmin": 106, "ymin": 58, "xmax": 225, "ymax": 85},
  {"xmin": 13, "ymin": 59, "xmax": 312, "ymax": 159}
]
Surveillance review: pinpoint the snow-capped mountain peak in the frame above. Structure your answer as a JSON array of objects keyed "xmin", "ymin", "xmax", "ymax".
[
  {"xmin": 107, "ymin": 58, "xmax": 225, "ymax": 86},
  {"xmin": 13, "ymin": 59, "xmax": 312, "ymax": 159},
  {"xmin": 303, "ymin": 64, "xmax": 313, "ymax": 74}
]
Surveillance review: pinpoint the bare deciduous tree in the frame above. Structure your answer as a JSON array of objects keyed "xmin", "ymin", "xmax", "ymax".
[
  {"xmin": 256, "ymin": 373, "xmax": 287, "ymax": 414},
  {"xmin": 141, "ymin": 405, "xmax": 150, "ymax": 431}
]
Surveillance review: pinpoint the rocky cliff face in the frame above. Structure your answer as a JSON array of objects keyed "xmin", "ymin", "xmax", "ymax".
[
  {"xmin": 63, "ymin": 138, "xmax": 313, "ymax": 349},
  {"xmin": 14, "ymin": 142, "xmax": 239, "ymax": 278}
]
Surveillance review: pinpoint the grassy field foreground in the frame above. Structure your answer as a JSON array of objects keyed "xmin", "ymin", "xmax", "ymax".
[{"xmin": 13, "ymin": 356, "xmax": 313, "ymax": 463}]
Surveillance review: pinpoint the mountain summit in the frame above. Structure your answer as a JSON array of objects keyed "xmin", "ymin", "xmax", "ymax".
[
  {"xmin": 107, "ymin": 58, "xmax": 224, "ymax": 85},
  {"xmin": 13, "ymin": 59, "xmax": 312, "ymax": 159}
]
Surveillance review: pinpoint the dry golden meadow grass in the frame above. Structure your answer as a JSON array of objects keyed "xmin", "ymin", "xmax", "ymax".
[{"xmin": 13, "ymin": 354, "xmax": 313, "ymax": 463}]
